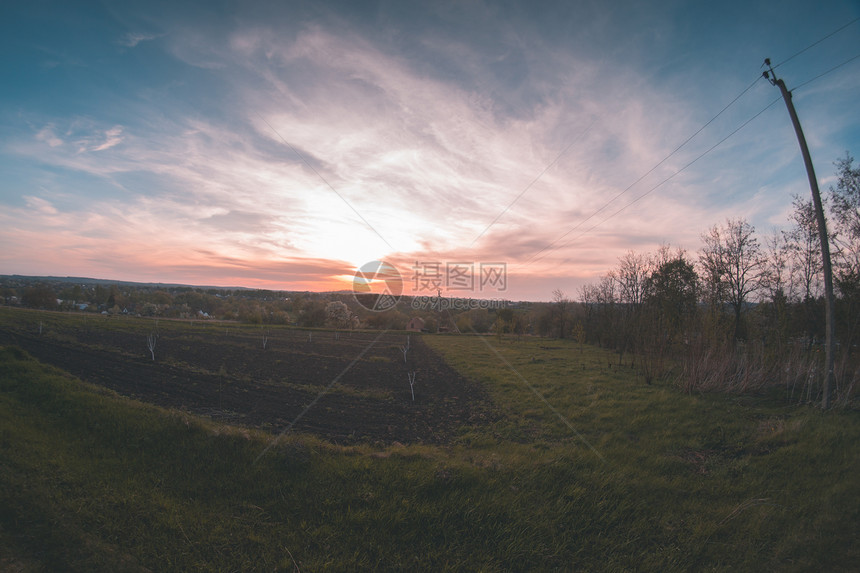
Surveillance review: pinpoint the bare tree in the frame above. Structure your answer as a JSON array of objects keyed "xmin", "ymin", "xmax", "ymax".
[
  {"xmin": 400, "ymin": 336, "xmax": 410, "ymax": 364},
  {"xmin": 787, "ymin": 196, "xmax": 823, "ymax": 303},
  {"xmin": 578, "ymin": 283, "xmax": 599, "ymax": 344},
  {"xmin": 762, "ymin": 229, "xmax": 793, "ymax": 303},
  {"xmin": 828, "ymin": 153, "xmax": 860, "ymax": 350},
  {"xmin": 828, "ymin": 154, "xmax": 860, "ymax": 278},
  {"xmin": 615, "ymin": 251, "xmax": 651, "ymax": 364},
  {"xmin": 761, "ymin": 229, "xmax": 793, "ymax": 345},
  {"xmin": 700, "ymin": 218, "xmax": 762, "ymax": 340},
  {"xmin": 699, "ymin": 226, "xmax": 727, "ymax": 311},
  {"xmin": 616, "ymin": 251, "xmax": 650, "ymax": 308},
  {"xmin": 551, "ymin": 288, "xmax": 570, "ymax": 339},
  {"xmin": 407, "ymin": 371, "xmax": 417, "ymax": 401},
  {"xmin": 596, "ymin": 273, "xmax": 619, "ymax": 348},
  {"xmin": 147, "ymin": 332, "xmax": 157, "ymax": 361},
  {"xmin": 786, "ymin": 196, "xmax": 825, "ymax": 346}
]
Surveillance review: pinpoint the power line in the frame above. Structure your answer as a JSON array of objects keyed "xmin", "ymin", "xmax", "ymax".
[
  {"xmin": 528, "ymin": 96, "xmax": 782, "ymax": 268},
  {"xmin": 528, "ymin": 50, "xmax": 859, "ymax": 268},
  {"xmin": 522, "ymin": 17, "xmax": 860, "ymax": 269},
  {"xmin": 470, "ymin": 118, "xmax": 596, "ymax": 246},
  {"xmin": 795, "ymin": 52, "xmax": 860, "ymax": 90},
  {"xmin": 524, "ymin": 76, "xmax": 764, "ymax": 266},
  {"xmin": 772, "ymin": 16, "xmax": 860, "ymax": 70}
]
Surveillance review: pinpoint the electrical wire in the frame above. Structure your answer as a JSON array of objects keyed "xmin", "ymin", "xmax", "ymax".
[
  {"xmin": 524, "ymin": 76, "xmax": 764, "ymax": 266},
  {"xmin": 772, "ymin": 17, "xmax": 859, "ymax": 70},
  {"xmin": 470, "ymin": 118, "xmax": 596, "ymax": 246},
  {"xmin": 528, "ymin": 97, "xmax": 783, "ymax": 269},
  {"xmin": 795, "ymin": 52, "xmax": 860, "ymax": 90},
  {"xmin": 527, "ymin": 50, "xmax": 860, "ymax": 269},
  {"xmin": 521, "ymin": 17, "xmax": 860, "ymax": 269}
]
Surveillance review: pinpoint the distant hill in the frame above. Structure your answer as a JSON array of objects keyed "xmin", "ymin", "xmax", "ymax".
[{"xmin": 0, "ymin": 275, "xmax": 254, "ymax": 291}]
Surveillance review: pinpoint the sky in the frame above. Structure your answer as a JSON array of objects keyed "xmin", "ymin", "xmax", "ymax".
[{"xmin": 1, "ymin": 0, "xmax": 859, "ymax": 302}]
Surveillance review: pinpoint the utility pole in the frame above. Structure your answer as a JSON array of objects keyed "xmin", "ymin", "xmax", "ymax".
[{"xmin": 763, "ymin": 59, "xmax": 836, "ymax": 409}]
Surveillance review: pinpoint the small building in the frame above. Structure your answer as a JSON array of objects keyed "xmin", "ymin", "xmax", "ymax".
[{"xmin": 406, "ymin": 317, "xmax": 425, "ymax": 332}]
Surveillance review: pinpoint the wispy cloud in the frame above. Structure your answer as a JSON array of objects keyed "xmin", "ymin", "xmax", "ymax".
[
  {"xmin": 23, "ymin": 195, "xmax": 59, "ymax": 216},
  {"xmin": 7, "ymin": 22, "xmax": 783, "ymax": 297},
  {"xmin": 90, "ymin": 126, "xmax": 124, "ymax": 152},
  {"xmin": 3, "ymin": 1, "xmax": 858, "ymax": 299},
  {"xmin": 119, "ymin": 32, "xmax": 159, "ymax": 48},
  {"xmin": 35, "ymin": 125, "xmax": 63, "ymax": 147}
]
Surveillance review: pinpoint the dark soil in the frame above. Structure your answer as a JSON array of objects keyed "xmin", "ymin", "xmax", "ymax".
[{"xmin": 0, "ymin": 315, "xmax": 496, "ymax": 445}]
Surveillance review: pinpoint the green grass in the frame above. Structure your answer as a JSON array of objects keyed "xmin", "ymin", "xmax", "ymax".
[{"xmin": 0, "ymin": 329, "xmax": 858, "ymax": 571}]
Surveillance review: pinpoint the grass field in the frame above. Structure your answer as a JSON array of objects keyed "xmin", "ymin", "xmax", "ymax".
[{"xmin": 1, "ymin": 312, "xmax": 858, "ymax": 571}]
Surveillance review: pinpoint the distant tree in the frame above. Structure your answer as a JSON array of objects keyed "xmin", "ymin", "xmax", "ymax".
[
  {"xmin": 533, "ymin": 304, "xmax": 555, "ymax": 337},
  {"xmin": 616, "ymin": 251, "xmax": 649, "ymax": 308},
  {"xmin": 0, "ymin": 287, "xmax": 16, "ymax": 304},
  {"xmin": 828, "ymin": 153, "xmax": 860, "ymax": 277},
  {"xmin": 151, "ymin": 290, "xmax": 174, "ymax": 306},
  {"xmin": 572, "ymin": 321, "xmax": 585, "ymax": 352},
  {"xmin": 59, "ymin": 284, "xmax": 83, "ymax": 303},
  {"xmin": 94, "ymin": 285, "xmax": 108, "ymax": 305},
  {"xmin": 634, "ymin": 247, "xmax": 699, "ymax": 383},
  {"xmin": 828, "ymin": 153, "xmax": 860, "ymax": 347},
  {"xmin": 595, "ymin": 274, "xmax": 619, "ymax": 348},
  {"xmin": 760, "ymin": 230, "xmax": 792, "ymax": 345},
  {"xmin": 298, "ymin": 300, "xmax": 327, "ymax": 328},
  {"xmin": 551, "ymin": 289, "xmax": 570, "ymax": 339},
  {"xmin": 460, "ymin": 308, "xmax": 493, "ymax": 333},
  {"xmin": 786, "ymin": 196, "xmax": 825, "ymax": 345},
  {"xmin": 492, "ymin": 316, "xmax": 507, "ymax": 341},
  {"xmin": 511, "ymin": 313, "xmax": 527, "ymax": 340},
  {"xmin": 787, "ymin": 196, "xmax": 823, "ymax": 303},
  {"xmin": 578, "ymin": 283, "xmax": 599, "ymax": 344},
  {"xmin": 238, "ymin": 303, "xmax": 263, "ymax": 324},
  {"xmin": 496, "ymin": 307, "xmax": 514, "ymax": 325},
  {"xmin": 106, "ymin": 285, "xmax": 118, "ymax": 308},
  {"xmin": 762, "ymin": 230, "xmax": 792, "ymax": 303},
  {"xmin": 455, "ymin": 312, "xmax": 473, "ymax": 333},
  {"xmin": 700, "ymin": 218, "xmax": 762, "ymax": 340},
  {"xmin": 22, "ymin": 285, "xmax": 57, "ymax": 310},
  {"xmin": 614, "ymin": 251, "xmax": 651, "ymax": 364},
  {"xmin": 362, "ymin": 309, "xmax": 408, "ymax": 330},
  {"xmin": 645, "ymin": 249, "xmax": 698, "ymax": 339},
  {"xmin": 325, "ymin": 301, "xmax": 354, "ymax": 329}
]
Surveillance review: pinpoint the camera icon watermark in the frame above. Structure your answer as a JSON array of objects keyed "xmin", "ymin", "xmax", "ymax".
[{"xmin": 352, "ymin": 260, "xmax": 403, "ymax": 312}]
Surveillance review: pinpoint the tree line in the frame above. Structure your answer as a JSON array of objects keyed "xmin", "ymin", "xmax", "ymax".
[{"xmin": 562, "ymin": 154, "xmax": 859, "ymax": 406}]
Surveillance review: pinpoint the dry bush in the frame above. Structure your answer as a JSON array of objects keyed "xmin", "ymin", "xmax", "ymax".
[{"xmin": 678, "ymin": 338, "xmax": 859, "ymax": 407}]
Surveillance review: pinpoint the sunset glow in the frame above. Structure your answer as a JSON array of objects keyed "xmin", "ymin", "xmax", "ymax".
[{"xmin": 2, "ymin": 1, "xmax": 859, "ymax": 300}]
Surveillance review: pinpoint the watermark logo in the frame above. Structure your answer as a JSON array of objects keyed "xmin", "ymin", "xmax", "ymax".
[
  {"xmin": 353, "ymin": 260, "xmax": 508, "ymax": 311},
  {"xmin": 411, "ymin": 261, "xmax": 507, "ymax": 292},
  {"xmin": 352, "ymin": 260, "xmax": 403, "ymax": 312},
  {"xmin": 410, "ymin": 295, "xmax": 508, "ymax": 311}
]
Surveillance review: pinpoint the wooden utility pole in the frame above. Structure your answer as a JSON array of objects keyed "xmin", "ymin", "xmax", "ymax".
[{"xmin": 763, "ymin": 59, "xmax": 836, "ymax": 409}]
